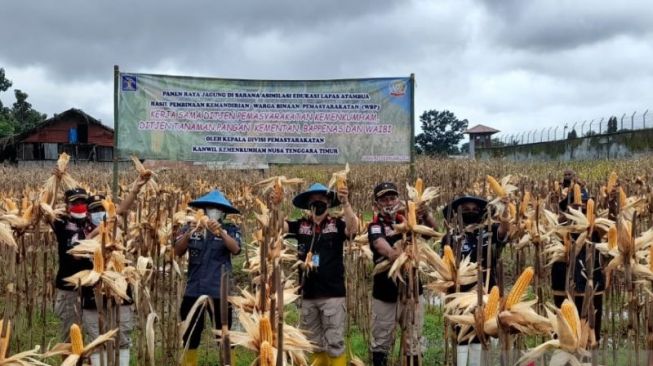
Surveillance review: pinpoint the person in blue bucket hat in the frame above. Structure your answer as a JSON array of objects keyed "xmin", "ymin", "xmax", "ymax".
[
  {"xmin": 281, "ymin": 182, "xmax": 358, "ymax": 366},
  {"xmin": 174, "ymin": 189, "xmax": 242, "ymax": 366}
]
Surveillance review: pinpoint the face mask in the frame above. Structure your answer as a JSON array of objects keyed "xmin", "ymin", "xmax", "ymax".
[
  {"xmin": 462, "ymin": 211, "xmax": 481, "ymax": 224},
  {"xmin": 90, "ymin": 212, "xmax": 106, "ymax": 226},
  {"xmin": 206, "ymin": 208, "xmax": 225, "ymax": 221},
  {"xmin": 309, "ymin": 201, "xmax": 328, "ymax": 216},
  {"xmin": 562, "ymin": 178, "xmax": 571, "ymax": 187},
  {"xmin": 381, "ymin": 202, "xmax": 402, "ymax": 217},
  {"xmin": 69, "ymin": 203, "xmax": 88, "ymax": 220}
]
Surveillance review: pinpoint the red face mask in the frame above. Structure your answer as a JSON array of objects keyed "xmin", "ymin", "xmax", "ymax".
[{"xmin": 69, "ymin": 202, "xmax": 88, "ymax": 219}]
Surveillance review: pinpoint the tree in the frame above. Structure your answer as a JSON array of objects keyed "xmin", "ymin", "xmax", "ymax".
[
  {"xmin": 607, "ymin": 116, "xmax": 618, "ymax": 133},
  {"xmin": 11, "ymin": 89, "xmax": 46, "ymax": 134},
  {"xmin": 0, "ymin": 68, "xmax": 14, "ymax": 136},
  {"xmin": 415, "ymin": 110, "xmax": 468, "ymax": 155}
]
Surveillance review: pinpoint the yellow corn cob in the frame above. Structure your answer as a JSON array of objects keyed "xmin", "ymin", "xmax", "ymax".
[
  {"xmin": 573, "ymin": 184, "xmax": 582, "ymax": 205},
  {"xmin": 487, "ymin": 175, "xmax": 506, "ymax": 197},
  {"xmin": 505, "ymin": 267, "xmax": 534, "ymax": 310},
  {"xmin": 443, "ymin": 245, "xmax": 456, "ymax": 272},
  {"xmin": 259, "ymin": 316, "xmax": 273, "ymax": 343},
  {"xmin": 93, "ymin": 248, "xmax": 105, "ymax": 273},
  {"xmin": 407, "ymin": 201, "xmax": 417, "ymax": 228},
  {"xmin": 272, "ymin": 178, "xmax": 283, "ymax": 205},
  {"xmin": 586, "ymin": 198, "xmax": 595, "ymax": 226},
  {"xmin": 484, "ymin": 286, "xmax": 500, "ymax": 320},
  {"xmin": 607, "ymin": 225, "xmax": 617, "ymax": 250},
  {"xmin": 259, "ymin": 341, "xmax": 273, "ymax": 366},
  {"xmin": 21, "ymin": 204, "xmax": 33, "ymax": 222},
  {"xmin": 3, "ymin": 198, "xmax": 17, "ymax": 213},
  {"xmin": 102, "ymin": 198, "xmax": 116, "ymax": 218},
  {"xmin": 561, "ymin": 300, "xmax": 579, "ymax": 338},
  {"xmin": 619, "ymin": 187, "xmax": 627, "ymax": 208},
  {"xmin": 508, "ymin": 202, "xmax": 516, "ymax": 220},
  {"xmin": 415, "ymin": 178, "xmax": 424, "ymax": 199},
  {"xmin": 554, "ymin": 181, "xmax": 560, "ymax": 193},
  {"xmin": 70, "ymin": 323, "xmax": 84, "ymax": 355},
  {"xmin": 520, "ymin": 192, "xmax": 531, "ymax": 215},
  {"xmin": 336, "ymin": 175, "xmax": 347, "ymax": 190},
  {"xmin": 607, "ymin": 171, "xmax": 618, "ymax": 193},
  {"xmin": 0, "ymin": 319, "xmax": 11, "ymax": 360}
]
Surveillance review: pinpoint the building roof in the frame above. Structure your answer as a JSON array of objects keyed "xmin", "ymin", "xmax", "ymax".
[
  {"xmin": 1, "ymin": 108, "xmax": 113, "ymax": 147},
  {"xmin": 464, "ymin": 124, "xmax": 500, "ymax": 134}
]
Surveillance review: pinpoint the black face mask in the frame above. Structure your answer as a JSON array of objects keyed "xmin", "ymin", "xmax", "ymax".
[
  {"xmin": 462, "ymin": 212, "xmax": 481, "ymax": 224},
  {"xmin": 562, "ymin": 178, "xmax": 571, "ymax": 187},
  {"xmin": 309, "ymin": 201, "xmax": 328, "ymax": 216}
]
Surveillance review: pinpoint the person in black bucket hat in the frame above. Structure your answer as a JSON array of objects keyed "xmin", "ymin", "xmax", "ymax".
[
  {"xmin": 441, "ymin": 194, "xmax": 510, "ymax": 366},
  {"xmin": 174, "ymin": 189, "xmax": 242, "ymax": 366},
  {"xmin": 280, "ymin": 182, "xmax": 357, "ymax": 366}
]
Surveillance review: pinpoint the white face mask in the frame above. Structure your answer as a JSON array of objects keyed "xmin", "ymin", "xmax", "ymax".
[
  {"xmin": 90, "ymin": 211, "xmax": 106, "ymax": 226},
  {"xmin": 205, "ymin": 208, "xmax": 225, "ymax": 221}
]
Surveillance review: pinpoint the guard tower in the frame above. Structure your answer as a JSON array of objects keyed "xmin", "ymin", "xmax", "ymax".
[{"xmin": 465, "ymin": 124, "xmax": 499, "ymax": 159}]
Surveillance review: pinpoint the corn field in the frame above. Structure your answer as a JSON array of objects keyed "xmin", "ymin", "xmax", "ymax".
[{"xmin": 1, "ymin": 155, "xmax": 653, "ymax": 365}]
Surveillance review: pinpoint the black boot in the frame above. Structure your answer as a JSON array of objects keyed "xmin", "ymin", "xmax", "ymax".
[
  {"xmin": 405, "ymin": 355, "xmax": 421, "ymax": 366},
  {"xmin": 372, "ymin": 352, "xmax": 388, "ymax": 366}
]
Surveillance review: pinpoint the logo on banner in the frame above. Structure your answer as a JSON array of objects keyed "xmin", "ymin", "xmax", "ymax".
[
  {"xmin": 121, "ymin": 75, "xmax": 138, "ymax": 91},
  {"xmin": 390, "ymin": 80, "xmax": 406, "ymax": 96}
]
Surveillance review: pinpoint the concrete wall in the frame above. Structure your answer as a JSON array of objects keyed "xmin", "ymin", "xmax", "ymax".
[{"xmin": 477, "ymin": 128, "xmax": 653, "ymax": 161}]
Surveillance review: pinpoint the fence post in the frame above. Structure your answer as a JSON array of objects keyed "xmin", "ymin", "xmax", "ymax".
[
  {"xmin": 643, "ymin": 109, "xmax": 648, "ymax": 128},
  {"xmin": 598, "ymin": 117, "xmax": 604, "ymax": 134},
  {"xmin": 631, "ymin": 111, "xmax": 636, "ymax": 130},
  {"xmin": 621, "ymin": 113, "xmax": 626, "ymax": 130},
  {"xmin": 554, "ymin": 126, "xmax": 558, "ymax": 140}
]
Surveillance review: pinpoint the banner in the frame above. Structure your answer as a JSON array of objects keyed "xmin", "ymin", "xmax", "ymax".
[{"xmin": 117, "ymin": 73, "xmax": 413, "ymax": 164}]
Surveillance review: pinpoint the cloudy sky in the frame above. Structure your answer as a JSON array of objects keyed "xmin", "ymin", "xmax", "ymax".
[{"xmin": 1, "ymin": 0, "xmax": 652, "ymax": 140}]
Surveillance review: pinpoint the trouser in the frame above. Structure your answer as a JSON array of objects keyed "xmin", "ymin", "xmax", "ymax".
[
  {"xmin": 180, "ymin": 296, "xmax": 233, "ymax": 350},
  {"xmin": 553, "ymin": 294, "xmax": 603, "ymax": 341},
  {"xmin": 300, "ymin": 297, "xmax": 347, "ymax": 357},
  {"xmin": 370, "ymin": 296, "xmax": 425, "ymax": 356},
  {"xmin": 54, "ymin": 289, "xmax": 78, "ymax": 342},
  {"xmin": 83, "ymin": 305, "xmax": 134, "ymax": 348}
]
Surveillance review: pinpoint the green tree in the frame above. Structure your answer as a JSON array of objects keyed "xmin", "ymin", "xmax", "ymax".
[
  {"xmin": 415, "ymin": 110, "xmax": 468, "ymax": 155},
  {"xmin": 12, "ymin": 89, "xmax": 46, "ymax": 134},
  {"xmin": 0, "ymin": 68, "xmax": 15, "ymax": 136}
]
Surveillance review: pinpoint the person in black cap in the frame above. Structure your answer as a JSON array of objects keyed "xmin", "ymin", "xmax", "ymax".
[
  {"xmin": 174, "ymin": 190, "xmax": 242, "ymax": 366},
  {"xmin": 551, "ymin": 176, "xmax": 607, "ymax": 343},
  {"xmin": 367, "ymin": 182, "xmax": 436, "ymax": 366},
  {"xmin": 47, "ymin": 187, "xmax": 94, "ymax": 343},
  {"xmin": 81, "ymin": 173, "xmax": 150, "ymax": 366},
  {"xmin": 441, "ymin": 194, "xmax": 510, "ymax": 366},
  {"xmin": 282, "ymin": 182, "xmax": 357, "ymax": 366}
]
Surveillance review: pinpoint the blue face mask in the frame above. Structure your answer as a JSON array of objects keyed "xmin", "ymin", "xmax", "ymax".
[{"xmin": 90, "ymin": 211, "xmax": 106, "ymax": 226}]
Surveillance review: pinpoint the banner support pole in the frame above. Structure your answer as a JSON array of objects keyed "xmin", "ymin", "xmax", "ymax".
[
  {"xmin": 409, "ymin": 73, "xmax": 416, "ymax": 181},
  {"xmin": 112, "ymin": 65, "xmax": 120, "ymax": 199}
]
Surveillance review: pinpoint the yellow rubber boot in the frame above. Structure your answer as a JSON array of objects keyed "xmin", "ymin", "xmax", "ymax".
[
  {"xmin": 182, "ymin": 349, "xmax": 198, "ymax": 366},
  {"xmin": 310, "ymin": 352, "xmax": 330, "ymax": 366},
  {"xmin": 230, "ymin": 347, "xmax": 237, "ymax": 365},
  {"xmin": 329, "ymin": 352, "xmax": 347, "ymax": 366}
]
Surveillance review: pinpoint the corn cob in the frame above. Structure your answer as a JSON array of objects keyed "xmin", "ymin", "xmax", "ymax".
[
  {"xmin": 586, "ymin": 198, "xmax": 595, "ymax": 226},
  {"xmin": 0, "ymin": 319, "xmax": 11, "ymax": 360},
  {"xmin": 487, "ymin": 175, "xmax": 506, "ymax": 197},
  {"xmin": 93, "ymin": 248, "xmax": 105, "ymax": 273},
  {"xmin": 508, "ymin": 203, "xmax": 517, "ymax": 220},
  {"xmin": 561, "ymin": 300, "xmax": 579, "ymax": 338},
  {"xmin": 70, "ymin": 324, "xmax": 84, "ymax": 355},
  {"xmin": 336, "ymin": 175, "xmax": 347, "ymax": 190},
  {"xmin": 607, "ymin": 171, "xmax": 618, "ymax": 193},
  {"xmin": 415, "ymin": 178, "xmax": 424, "ymax": 199},
  {"xmin": 573, "ymin": 184, "xmax": 582, "ymax": 205},
  {"xmin": 259, "ymin": 340, "xmax": 274, "ymax": 366},
  {"xmin": 102, "ymin": 198, "xmax": 116, "ymax": 218},
  {"xmin": 272, "ymin": 178, "xmax": 283, "ymax": 205},
  {"xmin": 619, "ymin": 187, "xmax": 627, "ymax": 208},
  {"xmin": 259, "ymin": 316, "xmax": 273, "ymax": 343},
  {"xmin": 554, "ymin": 181, "xmax": 560, "ymax": 193},
  {"xmin": 485, "ymin": 286, "xmax": 500, "ymax": 320},
  {"xmin": 505, "ymin": 267, "xmax": 534, "ymax": 310},
  {"xmin": 443, "ymin": 245, "xmax": 455, "ymax": 272},
  {"xmin": 607, "ymin": 225, "xmax": 617, "ymax": 250},
  {"xmin": 407, "ymin": 201, "xmax": 417, "ymax": 228}
]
